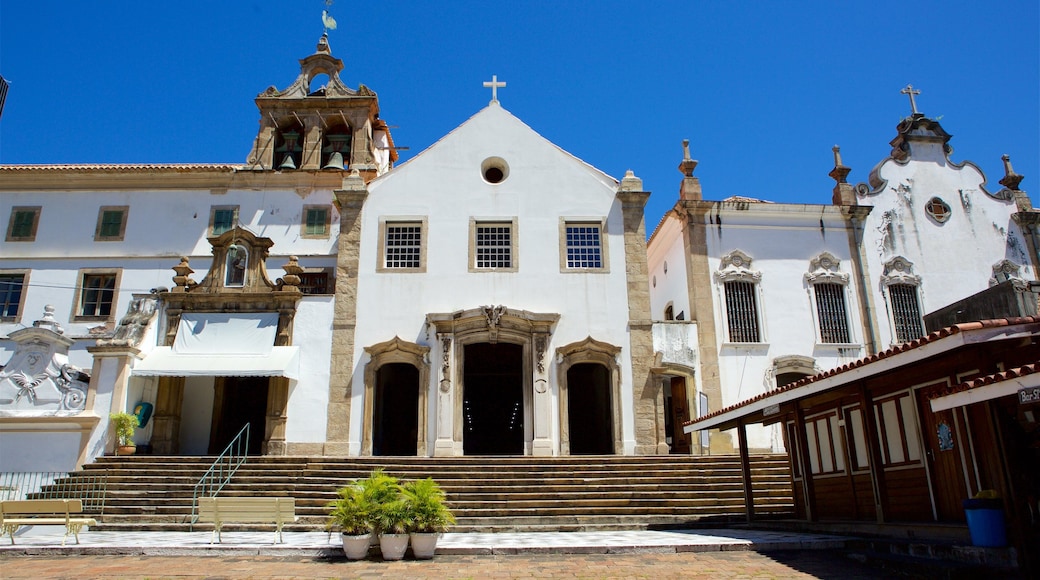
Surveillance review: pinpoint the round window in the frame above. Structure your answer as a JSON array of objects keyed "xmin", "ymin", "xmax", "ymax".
[
  {"xmin": 925, "ymin": 197, "xmax": 951, "ymax": 223},
  {"xmin": 481, "ymin": 157, "xmax": 509, "ymax": 184}
]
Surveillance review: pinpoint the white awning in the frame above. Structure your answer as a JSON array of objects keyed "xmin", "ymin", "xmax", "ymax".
[
  {"xmin": 133, "ymin": 313, "xmax": 299, "ymax": 380},
  {"xmin": 133, "ymin": 346, "xmax": 300, "ymax": 380}
]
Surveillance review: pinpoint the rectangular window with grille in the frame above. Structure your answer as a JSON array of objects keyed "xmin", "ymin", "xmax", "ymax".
[
  {"xmin": 889, "ymin": 284, "xmax": 924, "ymax": 342},
  {"xmin": 385, "ymin": 224, "xmax": 422, "ymax": 269},
  {"xmin": 814, "ymin": 283, "xmax": 850, "ymax": 343},
  {"xmin": 724, "ymin": 280, "xmax": 760, "ymax": 342},
  {"xmin": 0, "ymin": 273, "xmax": 25, "ymax": 319},
  {"xmin": 79, "ymin": 273, "xmax": 116, "ymax": 318},
  {"xmin": 298, "ymin": 271, "xmax": 330, "ymax": 294},
  {"xmin": 475, "ymin": 223, "xmax": 512, "ymax": 269},
  {"xmin": 564, "ymin": 224, "xmax": 603, "ymax": 269}
]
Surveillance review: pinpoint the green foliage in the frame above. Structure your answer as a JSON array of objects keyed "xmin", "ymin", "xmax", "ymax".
[
  {"xmin": 326, "ymin": 482, "xmax": 374, "ymax": 535},
  {"xmin": 371, "ymin": 497, "xmax": 411, "ymax": 535},
  {"xmin": 109, "ymin": 412, "xmax": 139, "ymax": 446},
  {"xmin": 402, "ymin": 477, "xmax": 456, "ymax": 533}
]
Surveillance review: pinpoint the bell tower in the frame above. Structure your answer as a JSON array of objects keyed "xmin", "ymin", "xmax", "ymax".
[{"xmin": 245, "ymin": 34, "xmax": 396, "ymax": 181}]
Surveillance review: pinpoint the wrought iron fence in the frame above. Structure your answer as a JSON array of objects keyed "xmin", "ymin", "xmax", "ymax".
[{"xmin": 0, "ymin": 471, "xmax": 107, "ymax": 514}]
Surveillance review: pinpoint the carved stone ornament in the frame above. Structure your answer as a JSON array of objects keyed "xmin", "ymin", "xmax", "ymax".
[
  {"xmin": 990, "ymin": 259, "xmax": 1023, "ymax": 287},
  {"xmin": 440, "ymin": 335, "xmax": 452, "ymax": 392},
  {"xmin": 535, "ymin": 334, "xmax": 548, "ymax": 374},
  {"xmin": 96, "ymin": 294, "xmax": 159, "ymax": 348},
  {"xmin": 0, "ymin": 308, "xmax": 90, "ymax": 417},
  {"xmin": 880, "ymin": 256, "xmax": 922, "ymax": 287},
  {"xmin": 714, "ymin": 250, "xmax": 762, "ymax": 284},
  {"xmin": 804, "ymin": 252, "xmax": 850, "ymax": 285}
]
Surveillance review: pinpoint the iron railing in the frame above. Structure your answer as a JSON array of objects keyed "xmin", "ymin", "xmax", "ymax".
[
  {"xmin": 0, "ymin": 471, "xmax": 107, "ymax": 514},
  {"xmin": 189, "ymin": 422, "xmax": 250, "ymax": 528}
]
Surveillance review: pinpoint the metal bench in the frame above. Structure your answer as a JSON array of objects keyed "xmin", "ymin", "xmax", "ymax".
[
  {"xmin": 197, "ymin": 496, "xmax": 296, "ymax": 544},
  {"xmin": 0, "ymin": 499, "xmax": 97, "ymax": 545}
]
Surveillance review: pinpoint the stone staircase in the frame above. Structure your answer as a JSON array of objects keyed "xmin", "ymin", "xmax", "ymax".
[{"xmin": 61, "ymin": 455, "xmax": 794, "ymax": 533}]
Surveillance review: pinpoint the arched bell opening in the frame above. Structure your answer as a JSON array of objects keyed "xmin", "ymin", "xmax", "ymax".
[
  {"xmin": 274, "ymin": 120, "xmax": 305, "ymax": 171},
  {"xmin": 321, "ymin": 123, "xmax": 351, "ymax": 170}
]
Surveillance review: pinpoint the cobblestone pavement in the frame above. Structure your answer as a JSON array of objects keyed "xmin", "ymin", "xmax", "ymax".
[{"xmin": 0, "ymin": 550, "xmax": 891, "ymax": 579}]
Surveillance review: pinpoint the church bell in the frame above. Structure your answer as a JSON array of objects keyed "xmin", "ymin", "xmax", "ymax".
[
  {"xmin": 322, "ymin": 151, "xmax": 345, "ymax": 170},
  {"xmin": 279, "ymin": 154, "xmax": 297, "ymax": 170}
]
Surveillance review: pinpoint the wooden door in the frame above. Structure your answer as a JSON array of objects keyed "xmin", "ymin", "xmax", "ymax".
[
  {"xmin": 916, "ymin": 384, "xmax": 968, "ymax": 522},
  {"xmin": 670, "ymin": 377, "xmax": 692, "ymax": 454}
]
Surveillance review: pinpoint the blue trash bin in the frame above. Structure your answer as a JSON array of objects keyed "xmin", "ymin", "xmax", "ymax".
[{"xmin": 962, "ymin": 498, "xmax": 1007, "ymax": 547}]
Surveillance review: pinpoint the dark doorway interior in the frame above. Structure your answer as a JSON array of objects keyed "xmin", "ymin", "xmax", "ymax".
[
  {"xmin": 567, "ymin": 363, "xmax": 613, "ymax": 454},
  {"xmin": 210, "ymin": 376, "xmax": 269, "ymax": 455},
  {"xmin": 373, "ymin": 363, "xmax": 420, "ymax": 456},
  {"xmin": 463, "ymin": 342, "xmax": 524, "ymax": 455},
  {"xmin": 664, "ymin": 376, "xmax": 692, "ymax": 454}
]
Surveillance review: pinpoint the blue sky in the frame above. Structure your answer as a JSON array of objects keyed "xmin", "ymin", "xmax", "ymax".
[{"xmin": 1, "ymin": 1, "xmax": 1037, "ymax": 233}]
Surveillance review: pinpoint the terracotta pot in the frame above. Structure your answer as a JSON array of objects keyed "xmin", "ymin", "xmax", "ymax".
[
  {"xmin": 378, "ymin": 533, "xmax": 409, "ymax": 560},
  {"xmin": 340, "ymin": 532, "xmax": 372, "ymax": 560},
  {"xmin": 116, "ymin": 445, "xmax": 137, "ymax": 456},
  {"xmin": 409, "ymin": 532, "xmax": 440, "ymax": 559}
]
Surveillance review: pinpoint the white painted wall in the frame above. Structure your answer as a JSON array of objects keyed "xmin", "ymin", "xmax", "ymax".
[
  {"xmin": 285, "ymin": 296, "xmax": 333, "ymax": 443},
  {"xmin": 857, "ymin": 139, "xmax": 1033, "ymax": 347},
  {"xmin": 353, "ymin": 104, "xmax": 638, "ymax": 455}
]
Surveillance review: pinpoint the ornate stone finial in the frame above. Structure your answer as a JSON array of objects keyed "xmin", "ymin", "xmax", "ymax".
[
  {"xmin": 900, "ymin": 84, "xmax": 922, "ymax": 116},
  {"xmin": 483, "ymin": 74, "xmax": 506, "ymax": 105},
  {"xmin": 999, "ymin": 154, "xmax": 1024, "ymax": 191},
  {"xmin": 619, "ymin": 169, "xmax": 644, "ymax": 192},
  {"xmin": 280, "ymin": 256, "xmax": 304, "ymax": 290},
  {"xmin": 172, "ymin": 256, "xmax": 197, "ymax": 289},
  {"xmin": 32, "ymin": 305, "xmax": 64, "ymax": 335},
  {"xmin": 678, "ymin": 139, "xmax": 698, "ymax": 177},
  {"xmin": 828, "ymin": 145, "xmax": 851, "ymax": 185}
]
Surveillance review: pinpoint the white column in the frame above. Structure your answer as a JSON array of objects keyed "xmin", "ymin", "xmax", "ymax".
[{"xmin": 433, "ymin": 334, "xmax": 456, "ymax": 456}]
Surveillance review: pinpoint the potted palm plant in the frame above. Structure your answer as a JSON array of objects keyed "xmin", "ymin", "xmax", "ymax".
[
  {"xmin": 109, "ymin": 412, "xmax": 139, "ymax": 455},
  {"xmin": 402, "ymin": 477, "xmax": 455, "ymax": 559},
  {"xmin": 326, "ymin": 482, "xmax": 374, "ymax": 560},
  {"xmin": 360, "ymin": 469, "xmax": 410, "ymax": 560}
]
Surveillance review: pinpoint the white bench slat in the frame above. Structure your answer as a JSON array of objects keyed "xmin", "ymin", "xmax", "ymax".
[
  {"xmin": 0, "ymin": 499, "xmax": 96, "ymax": 546},
  {"xmin": 198, "ymin": 497, "xmax": 296, "ymax": 544}
]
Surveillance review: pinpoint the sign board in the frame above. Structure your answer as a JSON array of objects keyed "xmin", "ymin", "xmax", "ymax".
[
  {"xmin": 1019, "ymin": 386, "xmax": 1040, "ymax": 405},
  {"xmin": 762, "ymin": 404, "xmax": 780, "ymax": 417}
]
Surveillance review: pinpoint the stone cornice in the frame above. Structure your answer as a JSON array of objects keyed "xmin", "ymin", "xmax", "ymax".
[{"xmin": 0, "ymin": 165, "xmax": 348, "ymax": 191}]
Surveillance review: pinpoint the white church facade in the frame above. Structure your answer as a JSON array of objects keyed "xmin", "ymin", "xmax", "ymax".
[
  {"xmin": 648, "ymin": 92, "xmax": 1039, "ymax": 453},
  {"xmin": 2, "ymin": 36, "xmax": 1036, "ymax": 472},
  {"xmin": 0, "ymin": 36, "xmax": 666, "ymax": 472}
]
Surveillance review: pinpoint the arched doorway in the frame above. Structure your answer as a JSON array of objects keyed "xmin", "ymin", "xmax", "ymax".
[
  {"xmin": 372, "ymin": 363, "xmax": 420, "ymax": 456},
  {"xmin": 463, "ymin": 342, "xmax": 524, "ymax": 455},
  {"xmin": 556, "ymin": 337, "xmax": 623, "ymax": 456},
  {"xmin": 362, "ymin": 337, "xmax": 430, "ymax": 456},
  {"xmin": 566, "ymin": 363, "xmax": 614, "ymax": 454}
]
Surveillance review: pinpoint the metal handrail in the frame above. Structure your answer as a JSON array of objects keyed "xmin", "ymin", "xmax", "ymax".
[
  {"xmin": 0, "ymin": 471, "xmax": 107, "ymax": 515},
  {"xmin": 189, "ymin": 422, "xmax": 250, "ymax": 528}
]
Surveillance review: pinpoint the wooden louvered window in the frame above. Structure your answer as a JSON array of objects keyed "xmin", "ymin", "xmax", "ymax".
[
  {"xmin": 814, "ymin": 283, "xmax": 850, "ymax": 343},
  {"xmin": 724, "ymin": 281, "xmax": 760, "ymax": 342},
  {"xmin": 889, "ymin": 284, "xmax": 923, "ymax": 342}
]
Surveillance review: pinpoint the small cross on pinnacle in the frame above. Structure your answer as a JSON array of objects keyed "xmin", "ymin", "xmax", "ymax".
[
  {"xmin": 900, "ymin": 84, "xmax": 922, "ymax": 116},
  {"xmin": 483, "ymin": 75, "xmax": 506, "ymax": 104}
]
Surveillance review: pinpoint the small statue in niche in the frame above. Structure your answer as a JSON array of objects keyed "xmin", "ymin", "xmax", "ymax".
[{"xmin": 226, "ymin": 245, "xmax": 247, "ymax": 287}]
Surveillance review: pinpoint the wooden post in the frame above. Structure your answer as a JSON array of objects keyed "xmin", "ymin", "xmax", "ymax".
[
  {"xmin": 859, "ymin": 383, "xmax": 888, "ymax": 523},
  {"xmin": 737, "ymin": 419, "xmax": 755, "ymax": 522},
  {"xmin": 793, "ymin": 406, "xmax": 817, "ymax": 521}
]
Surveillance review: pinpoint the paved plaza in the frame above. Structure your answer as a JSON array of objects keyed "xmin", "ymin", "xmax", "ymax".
[{"xmin": 0, "ymin": 526, "xmax": 898, "ymax": 578}]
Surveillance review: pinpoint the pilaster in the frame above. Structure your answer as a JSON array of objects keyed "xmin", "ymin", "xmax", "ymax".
[
  {"xmin": 616, "ymin": 171, "xmax": 665, "ymax": 455},
  {"xmin": 325, "ymin": 170, "xmax": 368, "ymax": 455}
]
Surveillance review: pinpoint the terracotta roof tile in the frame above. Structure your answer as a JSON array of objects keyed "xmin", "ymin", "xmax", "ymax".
[{"xmin": 684, "ymin": 316, "xmax": 1040, "ymax": 426}]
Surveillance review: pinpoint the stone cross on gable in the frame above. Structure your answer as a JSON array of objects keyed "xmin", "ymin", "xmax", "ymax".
[
  {"xmin": 483, "ymin": 75, "xmax": 506, "ymax": 104},
  {"xmin": 901, "ymin": 84, "xmax": 922, "ymax": 115}
]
